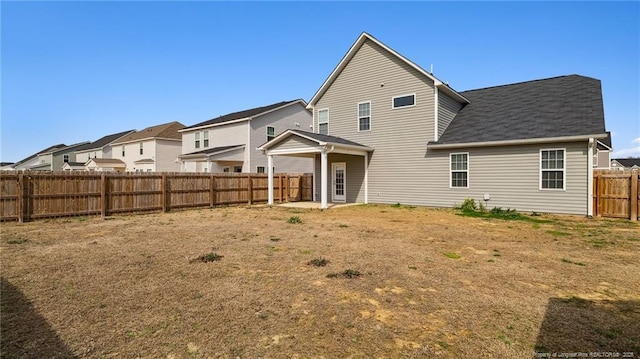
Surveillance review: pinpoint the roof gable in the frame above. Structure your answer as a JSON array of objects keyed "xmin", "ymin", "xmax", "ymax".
[
  {"xmin": 308, "ymin": 32, "xmax": 468, "ymax": 107},
  {"xmin": 435, "ymin": 75, "xmax": 607, "ymax": 146},
  {"xmin": 182, "ymin": 100, "xmax": 306, "ymax": 131}
]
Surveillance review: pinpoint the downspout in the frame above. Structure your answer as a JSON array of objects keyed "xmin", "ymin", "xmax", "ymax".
[
  {"xmin": 434, "ymin": 86, "xmax": 439, "ymax": 142},
  {"xmin": 587, "ymin": 138, "xmax": 594, "ymax": 218}
]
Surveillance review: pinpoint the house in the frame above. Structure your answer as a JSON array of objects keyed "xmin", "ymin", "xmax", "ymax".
[
  {"xmin": 74, "ymin": 129, "xmax": 136, "ymax": 164},
  {"xmin": 23, "ymin": 142, "xmax": 90, "ymax": 171},
  {"xmin": 593, "ymin": 132, "xmax": 612, "ymax": 169},
  {"xmin": 10, "ymin": 144, "xmax": 66, "ymax": 171},
  {"xmin": 84, "ymin": 158, "xmax": 127, "ymax": 172},
  {"xmin": 61, "ymin": 162, "xmax": 86, "ymax": 171},
  {"xmin": 1, "ymin": 162, "xmax": 15, "ymax": 171},
  {"xmin": 178, "ymin": 99, "xmax": 313, "ymax": 173},
  {"xmin": 259, "ymin": 32, "xmax": 608, "ymax": 215},
  {"xmin": 110, "ymin": 121, "xmax": 184, "ymax": 172},
  {"xmin": 611, "ymin": 158, "xmax": 640, "ymax": 170}
]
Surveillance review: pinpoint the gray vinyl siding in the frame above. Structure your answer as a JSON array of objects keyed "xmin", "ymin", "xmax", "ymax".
[
  {"xmin": 596, "ymin": 150, "xmax": 610, "ymax": 169},
  {"xmin": 249, "ymin": 103, "xmax": 313, "ymax": 173},
  {"xmin": 314, "ymin": 153, "xmax": 366, "ymax": 203},
  {"xmin": 438, "ymin": 92, "xmax": 464, "ymax": 139},
  {"xmin": 155, "ymin": 140, "xmax": 182, "ymax": 172},
  {"xmin": 271, "ymin": 136, "xmax": 319, "ymax": 151}
]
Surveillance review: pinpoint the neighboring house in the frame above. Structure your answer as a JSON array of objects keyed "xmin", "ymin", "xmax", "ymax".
[
  {"xmin": 26, "ymin": 142, "xmax": 90, "ymax": 171},
  {"xmin": 74, "ymin": 129, "xmax": 136, "ymax": 164},
  {"xmin": 178, "ymin": 100, "xmax": 313, "ymax": 173},
  {"xmin": 1, "ymin": 162, "xmax": 15, "ymax": 171},
  {"xmin": 61, "ymin": 162, "xmax": 86, "ymax": 171},
  {"xmin": 85, "ymin": 158, "xmax": 127, "ymax": 172},
  {"xmin": 611, "ymin": 158, "xmax": 640, "ymax": 170},
  {"xmin": 11, "ymin": 144, "xmax": 66, "ymax": 171},
  {"xmin": 593, "ymin": 132, "xmax": 612, "ymax": 169},
  {"xmin": 260, "ymin": 32, "xmax": 608, "ymax": 215},
  {"xmin": 111, "ymin": 121, "xmax": 184, "ymax": 172}
]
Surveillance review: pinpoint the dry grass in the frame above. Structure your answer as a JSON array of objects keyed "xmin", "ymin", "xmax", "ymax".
[{"xmin": 1, "ymin": 204, "xmax": 639, "ymax": 358}]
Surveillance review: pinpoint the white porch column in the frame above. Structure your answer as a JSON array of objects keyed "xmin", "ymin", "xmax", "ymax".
[
  {"xmin": 364, "ymin": 152, "xmax": 369, "ymax": 204},
  {"xmin": 268, "ymin": 155, "xmax": 274, "ymax": 205},
  {"xmin": 320, "ymin": 149, "xmax": 328, "ymax": 209}
]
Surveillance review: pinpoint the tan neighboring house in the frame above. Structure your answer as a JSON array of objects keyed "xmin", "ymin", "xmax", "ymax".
[
  {"xmin": 178, "ymin": 100, "xmax": 313, "ymax": 173},
  {"xmin": 259, "ymin": 32, "xmax": 608, "ymax": 215},
  {"xmin": 85, "ymin": 158, "xmax": 127, "ymax": 172},
  {"xmin": 111, "ymin": 121, "xmax": 185, "ymax": 172}
]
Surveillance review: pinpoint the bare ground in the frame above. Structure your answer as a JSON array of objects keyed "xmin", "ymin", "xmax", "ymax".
[{"xmin": 1, "ymin": 204, "xmax": 639, "ymax": 358}]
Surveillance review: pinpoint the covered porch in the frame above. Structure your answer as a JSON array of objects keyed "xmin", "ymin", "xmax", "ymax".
[{"xmin": 258, "ymin": 130, "xmax": 373, "ymax": 209}]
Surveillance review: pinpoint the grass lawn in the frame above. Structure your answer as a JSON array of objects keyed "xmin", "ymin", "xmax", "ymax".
[{"xmin": 1, "ymin": 204, "xmax": 639, "ymax": 358}]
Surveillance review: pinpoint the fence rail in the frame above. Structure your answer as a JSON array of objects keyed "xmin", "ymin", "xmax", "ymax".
[
  {"xmin": 593, "ymin": 170, "xmax": 639, "ymax": 221},
  {"xmin": 0, "ymin": 172, "xmax": 313, "ymax": 222}
]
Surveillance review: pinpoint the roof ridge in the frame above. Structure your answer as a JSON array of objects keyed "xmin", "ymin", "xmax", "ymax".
[{"xmin": 461, "ymin": 74, "xmax": 589, "ymax": 93}]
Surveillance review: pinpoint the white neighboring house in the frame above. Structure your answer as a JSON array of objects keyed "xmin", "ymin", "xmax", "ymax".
[
  {"xmin": 110, "ymin": 121, "xmax": 185, "ymax": 172},
  {"xmin": 74, "ymin": 129, "xmax": 136, "ymax": 165},
  {"xmin": 178, "ymin": 99, "xmax": 313, "ymax": 173},
  {"xmin": 84, "ymin": 158, "xmax": 127, "ymax": 172}
]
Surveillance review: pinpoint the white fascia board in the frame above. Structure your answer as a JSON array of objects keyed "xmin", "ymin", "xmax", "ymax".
[{"xmin": 428, "ymin": 133, "xmax": 609, "ymax": 149}]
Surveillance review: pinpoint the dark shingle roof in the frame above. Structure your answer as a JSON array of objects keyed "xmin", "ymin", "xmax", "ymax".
[
  {"xmin": 613, "ymin": 158, "xmax": 640, "ymax": 168},
  {"xmin": 436, "ymin": 75, "xmax": 606, "ymax": 145},
  {"xmin": 183, "ymin": 145, "xmax": 245, "ymax": 156},
  {"xmin": 13, "ymin": 144, "xmax": 66, "ymax": 166},
  {"xmin": 288, "ymin": 130, "xmax": 370, "ymax": 148},
  {"xmin": 74, "ymin": 130, "xmax": 135, "ymax": 152},
  {"xmin": 183, "ymin": 100, "xmax": 303, "ymax": 130}
]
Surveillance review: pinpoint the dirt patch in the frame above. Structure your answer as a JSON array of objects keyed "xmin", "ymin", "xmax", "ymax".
[{"xmin": 2, "ymin": 205, "xmax": 639, "ymax": 357}]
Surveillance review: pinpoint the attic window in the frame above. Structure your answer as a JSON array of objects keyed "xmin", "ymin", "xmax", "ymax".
[{"xmin": 392, "ymin": 94, "xmax": 415, "ymax": 109}]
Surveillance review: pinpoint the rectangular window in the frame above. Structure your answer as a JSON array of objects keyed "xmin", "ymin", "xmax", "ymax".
[
  {"xmin": 450, "ymin": 153, "xmax": 469, "ymax": 188},
  {"xmin": 318, "ymin": 109, "xmax": 329, "ymax": 135},
  {"xmin": 222, "ymin": 167, "xmax": 230, "ymax": 173},
  {"xmin": 195, "ymin": 132, "xmax": 201, "ymax": 149},
  {"xmin": 540, "ymin": 149, "xmax": 565, "ymax": 190},
  {"xmin": 267, "ymin": 126, "xmax": 276, "ymax": 142},
  {"xmin": 234, "ymin": 166, "xmax": 242, "ymax": 173},
  {"xmin": 203, "ymin": 131, "xmax": 209, "ymax": 148},
  {"xmin": 63, "ymin": 154, "xmax": 69, "ymax": 163},
  {"xmin": 122, "ymin": 146, "xmax": 125, "ymax": 157},
  {"xmin": 358, "ymin": 102, "xmax": 371, "ymax": 131},
  {"xmin": 257, "ymin": 166, "xmax": 265, "ymax": 173},
  {"xmin": 392, "ymin": 94, "xmax": 416, "ymax": 109},
  {"xmin": 139, "ymin": 143, "xmax": 143, "ymax": 155}
]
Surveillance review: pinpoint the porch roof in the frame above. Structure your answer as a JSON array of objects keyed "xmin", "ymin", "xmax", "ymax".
[
  {"xmin": 178, "ymin": 145, "xmax": 245, "ymax": 160},
  {"xmin": 258, "ymin": 129, "xmax": 373, "ymax": 156}
]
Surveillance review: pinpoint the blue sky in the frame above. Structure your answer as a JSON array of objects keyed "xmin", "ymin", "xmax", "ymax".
[{"xmin": 1, "ymin": 1, "xmax": 638, "ymax": 162}]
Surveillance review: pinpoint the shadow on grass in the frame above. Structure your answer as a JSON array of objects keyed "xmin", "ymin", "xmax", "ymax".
[
  {"xmin": 534, "ymin": 297, "xmax": 640, "ymax": 356},
  {"xmin": 1, "ymin": 278, "xmax": 77, "ymax": 359}
]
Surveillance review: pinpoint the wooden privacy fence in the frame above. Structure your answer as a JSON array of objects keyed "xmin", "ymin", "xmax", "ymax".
[
  {"xmin": 593, "ymin": 170, "xmax": 639, "ymax": 221},
  {"xmin": 0, "ymin": 172, "xmax": 313, "ymax": 222}
]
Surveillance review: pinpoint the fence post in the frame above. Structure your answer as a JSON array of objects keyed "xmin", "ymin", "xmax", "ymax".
[
  {"xmin": 297, "ymin": 175, "xmax": 302, "ymax": 201},
  {"xmin": 592, "ymin": 173, "xmax": 598, "ymax": 217},
  {"xmin": 278, "ymin": 175, "xmax": 283, "ymax": 203},
  {"xmin": 101, "ymin": 173, "xmax": 108, "ymax": 217},
  {"xmin": 247, "ymin": 175, "xmax": 253, "ymax": 205},
  {"xmin": 285, "ymin": 175, "xmax": 290, "ymax": 202},
  {"xmin": 162, "ymin": 174, "xmax": 168, "ymax": 212},
  {"xmin": 631, "ymin": 171, "xmax": 638, "ymax": 222},
  {"xmin": 596, "ymin": 175, "xmax": 603, "ymax": 217},
  {"xmin": 209, "ymin": 175, "xmax": 216, "ymax": 207},
  {"xmin": 18, "ymin": 173, "xmax": 25, "ymax": 222}
]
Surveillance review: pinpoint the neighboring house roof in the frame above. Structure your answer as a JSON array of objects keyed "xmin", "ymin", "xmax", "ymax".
[
  {"xmin": 39, "ymin": 141, "xmax": 91, "ymax": 155},
  {"xmin": 181, "ymin": 99, "xmax": 307, "ymax": 131},
  {"xmin": 432, "ymin": 75, "xmax": 607, "ymax": 147},
  {"xmin": 612, "ymin": 158, "xmax": 640, "ymax": 168},
  {"xmin": 86, "ymin": 158, "xmax": 126, "ymax": 167},
  {"xmin": 112, "ymin": 121, "xmax": 185, "ymax": 144},
  {"xmin": 74, "ymin": 130, "xmax": 136, "ymax": 152},
  {"xmin": 134, "ymin": 159, "xmax": 155, "ymax": 164},
  {"xmin": 1, "ymin": 162, "xmax": 15, "ymax": 167},
  {"xmin": 61, "ymin": 162, "xmax": 86, "ymax": 170},
  {"xmin": 307, "ymin": 32, "xmax": 469, "ymax": 107},
  {"xmin": 12, "ymin": 143, "xmax": 66, "ymax": 167},
  {"xmin": 179, "ymin": 145, "xmax": 245, "ymax": 159},
  {"xmin": 259, "ymin": 129, "xmax": 372, "ymax": 151}
]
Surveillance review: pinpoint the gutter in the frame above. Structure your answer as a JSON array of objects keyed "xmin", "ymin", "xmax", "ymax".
[{"xmin": 428, "ymin": 133, "xmax": 609, "ymax": 150}]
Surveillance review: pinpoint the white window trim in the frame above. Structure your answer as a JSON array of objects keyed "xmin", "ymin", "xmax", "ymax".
[
  {"xmin": 539, "ymin": 148, "xmax": 566, "ymax": 191},
  {"xmin": 357, "ymin": 101, "xmax": 372, "ymax": 132},
  {"xmin": 449, "ymin": 152, "xmax": 469, "ymax": 189},
  {"xmin": 195, "ymin": 131, "xmax": 201, "ymax": 149},
  {"xmin": 257, "ymin": 166, "xmax": 265, "ymax": 173},
  {"xmin": 266, "ymin": 126, "xmax": 276, "ymax": 142},
  {"xmin": 203, "ymin": 131, "xmax": 209, "ymax": 148},
  {"xmin": 392, "ymin": 93, "xmax": 416, "ymax": 109},
  {"xmin": 317, "ymin": 108, "xmax": 329, "ymax": 134}
]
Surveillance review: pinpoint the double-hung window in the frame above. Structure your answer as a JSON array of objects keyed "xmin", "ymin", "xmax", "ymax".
[
  {"xmin": 358, "ymin": 102, "xmax": 371, "ymax": 131},
  {"xmin": 540, "ymin": 149, "xmax": 565, "ymax": 190},
  {"xmin": 257, "ymin": 166, "xmax": 265, "ymax": 173},
  {"xmin": 195, "ymin": 132, "xmax": 201, "ymax": 149},
  {"xmin": 203, "ymin": 131, "xmax": 209, "ymax": 148},
  {"xmin": 139, "ymin": 143, "xmax": 143, "ymax": 155},
  {"xmin": 318, "ymin": 109, "xmax": 329, "ymax": 135},
  {"xmin": 267, "ymin": 126, "xmax": 275, "ymax": 142},
  {"xmin": 63, "ymin": 154, "xmax": 69, "ymax": 163},
  {"xmin": 450, "ymin": 153, "xmax": 469, "ymax": 188},
  {"xmin": 122, "ymin": 146, "xmax": 125, "ymax": 157}
]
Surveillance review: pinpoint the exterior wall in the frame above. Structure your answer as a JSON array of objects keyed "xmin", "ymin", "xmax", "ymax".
[
  {"xmin": 438, "ymin": 92, "xmax": 464, "ymax": 139},
  {"xmin": 116, "ymin": 140, "xmax": 157, "ymax": 172},
  {"xmin": 76, "ymin": 149, "xmax": 105, "ymax": 164},
  {"xmin": 596, "ymin": 149, "xmax": 610, "ymax": 169},
  {"xmin": 314, "ymin": 153, "xmax": 366, "ymax": 203},
  {"xmin": 249, "ymin": 103, "xmax": 314, "ymax": 173},
  {"xmin": 155, "ymin": 139, "xmax": 182, "ymax": 172},
  {"xmin": 181, "ymin": 128, "xmax": 213, "ymax": 155}
]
